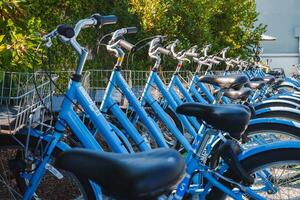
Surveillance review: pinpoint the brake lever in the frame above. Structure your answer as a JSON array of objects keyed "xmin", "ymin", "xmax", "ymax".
[{"xmin": 111, "ymin": 28, "xmax": 126, "ymax": 41}]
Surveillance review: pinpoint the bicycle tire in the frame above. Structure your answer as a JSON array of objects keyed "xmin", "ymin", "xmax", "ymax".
[
  {"xmin": 277, "ymin": 85, "xmax": 300, "ymax": 92},
  {"xmin": 207, "ymin": 147, "xmax": 300, "ymax": 199},
  {"xmin": 275, "ymin": 96, "xmax": 300, "ymax": 105},
  {"xmin": 254, "ymin": 101, "xmax": 300, "ymax": 110},
  {"xmin": 243, "ymin": 121, "xmax": 300, "ymax": 142},
  {"xmin": 255, "ymin": 109, "xmax": 300, "ymax": 123},
  {"xmin": 147, "ymin": 106, "xmax": 184, "ymax": 150}
]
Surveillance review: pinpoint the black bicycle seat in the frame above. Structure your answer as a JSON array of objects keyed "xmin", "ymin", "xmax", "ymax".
[
  {"xmin": 223, "ymin": 87, "xmax": 252, "ymax": 101},
  {"xmin": 251, "ymin": 76, "xmax": 275, "ymax": 85},
  {"xmin": 199, "ymin": 74, "xmax": 249, "ymax": 90},
  {"xmin": 176, "ymin": 103, "xmax": 250, "ymax": 139},
  {"xmin": 245, "ymin": 81, "xmax": 266, "ymax": 90},
  {"xmin": 55, "ymin": 148, "xmax": 185, "ymax": 199}
]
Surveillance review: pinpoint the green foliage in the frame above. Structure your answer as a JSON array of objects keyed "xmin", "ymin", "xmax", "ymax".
[
  {"xmin": 0, "ymin": 0, "xmax": 266, "ymax": 72},
  {"xmin": 0, "ymin": 0, "xmax": 42, "ymax": 71},
  {"xmin": 130, "ymin": 0, "xmax": 266, "ymax": 58}
]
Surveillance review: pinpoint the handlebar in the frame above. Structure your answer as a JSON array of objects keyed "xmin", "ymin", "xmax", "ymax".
[
  {"xmin": 206, "ymin": 58, "xmax": 220, "ymax": 65},
  {"xmin": 157, "ymin": 47, "xmax": 171, "ymax": 56},
  {"xmin": 194, "ymin": 57, "xmax": 212, "ymax": 67},
  {"xmin": 119, "ymin": 39, "xmax": 136, "ymax": 52},
  {"xmin": 73, "ymin": 14, "xmax": 117, "ymax": 38},
  {"xmin": 221, "ymin": 46, "xmax": 230, "ymax": 58},
  {"xmin": 185, "ymin": 52, "xmax": 199, "ymax": 57},
  {"xmin": 230, "ymin": 59, "xmax": 240, "ymax": 65},
  {"xmin": 185, "ymin": 45, "xmax": 199, "ymax": 58},
  {"xmin": 214, "ymin": 56, "xmax": 224, "ymax": 61},
  {"xmin": 111, "ymin": 27, "xmax": 138, "ymax": 41},
  {"xmin": 42, "ymin": 13, "xmax": 118, "ymax": 75},
  {"xmin": 42, "ymin": 14, "xmax": 118, "ymax": 44},
  {"xmin": 57, "ymin": 24, "xmax": 75, "ymax": 39},
  {"xmin": 166, "ymin": 39, "xmax": 190, "ymax": 62},
  {"xmin": 201, "ymin": 44, "xmax": 211, "ymax": 57},
  {"xmin": 169, "ymin": 39, "xmax": 180, "ymax": 57},
  {"xmin": 126, "ymin": 27, "xmax": 138, "ymax": 34},
  {"xmin": 148, "ymin": 35, "xmax": 168, "ymax": 55},
  {"xmin": 92, "ymin": 14, "xmax": 118, "ymax": 28},
  {"xmin": 107, "ymin": 27, "xmax": 138, "ymax": 54}
]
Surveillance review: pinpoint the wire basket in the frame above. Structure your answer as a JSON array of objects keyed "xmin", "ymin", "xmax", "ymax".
[{"xmin": 0, "ymin": 71, "xmax": 58, "ymax": 134}]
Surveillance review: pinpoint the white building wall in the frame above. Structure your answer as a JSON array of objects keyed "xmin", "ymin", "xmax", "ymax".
[
  {"xmin": 256, "ymin": 0, "xmax": 300, "ymax": 75},
  {"xmin": 260, "ymin": 53, "xmax": 299, "ymax": 75}
]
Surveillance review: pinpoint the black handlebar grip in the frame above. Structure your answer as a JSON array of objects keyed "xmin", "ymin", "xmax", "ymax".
[
  {"xmin": 126, "ymin": 27, "xmax": 138, "ymax": 34},
  {"xmin": 185, "ymin": 52, "xmax": 199, "ymax": 58},
  {"xmin": 157, "ymin": 47, "xmax": 171, "ymax": 56},
  {"xmin": 119, "ymin": 39, "xmax": 136, "ymax": 52},
  {"xmin": 57, "ymin": 24, "xmax": 75, "ymax": 39},
  {"xmin": 92, "ymin": 14, "xmax": 118, "ymax": 28}
]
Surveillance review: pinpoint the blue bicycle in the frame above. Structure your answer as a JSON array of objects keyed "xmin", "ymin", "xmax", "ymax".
[
  {"xmin": 1, "ymin": 14, "xmax": 300, "ymax": 200},
  {"xmin": 138, "ymin": 38, "xmax": 300, "ymax": 147},
  {"xmin": 0, "ymin": 14, "xmax": 135, "ymax": 200}
]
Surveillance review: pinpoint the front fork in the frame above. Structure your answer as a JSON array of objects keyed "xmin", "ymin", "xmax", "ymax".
[
  {"xmin": 22, "ymin": 131, "xmax": 103, "ymax": 200},
  {"xmin": 22, "ymin": 132, "xmax": 62, "ymax": 200}
]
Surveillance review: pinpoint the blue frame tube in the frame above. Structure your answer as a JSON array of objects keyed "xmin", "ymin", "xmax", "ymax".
[
  {"xmin": 144, "ymin": 94, "xmax": 193, "ymax": 151},
  {"xmin": 168, "ymin": 75, "xmax": 201, "ymax": 130},
  {"xmin": 108, "ymin": 101, "xmax": 151, "ymax": 150},
  {"xmin": 187, "ymin": 74, "xmax": 208, "ymax": 103},
  {"xmin": 151, "ymin": 71, "xmax": 197, "ymax": 137},
  {"xmin": 23, "ymin": 133, "xmax": 62, "ymax": 199},
  {"xmin": 114, "ymin": 71, "xmax": 168, "ymax": 147},
  {"xmin": 196, "ymin": 81, "xmax": 215, "ymax": 103},
  {"xmin": 100, "ymin": 69, "xmax": 168, "ymax": 148},
  {"xmin": 57, "ymin": 80, "xmax": 128, "ymax": 153}
]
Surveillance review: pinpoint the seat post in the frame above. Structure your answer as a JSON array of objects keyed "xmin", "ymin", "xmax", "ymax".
[{"xmin": 215, "ymin": 89, "xmax": 225, "ymax": 104}]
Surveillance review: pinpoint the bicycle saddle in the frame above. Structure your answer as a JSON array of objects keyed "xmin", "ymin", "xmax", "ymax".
[
  {"xmin": 245, "ymin": 81, "xmax": 266, "ymax": 90},
  {"xmin": 55, "ymin": 148, "xmax": 185, "ymax": 199},
  {"xmin": 199, "ymin": 74, "xmax": 249, "ymax": 90},
  {"xmin": 223, "ymin": 87, "xmax": 252, "ymax": 101},
  {"xmin": 176, "ymin": 103, "xmax": 250, "ymax": 139},
  {"xmin": 251, "ymin": 75, "xmax": 275, "ymax": 85}
]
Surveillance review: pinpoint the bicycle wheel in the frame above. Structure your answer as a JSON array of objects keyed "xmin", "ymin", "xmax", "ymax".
[
  {"xmin": 0, "ymin": 133, "xmax": 96, "ymax": 200},
  {"xmin": 207, "ymin": 147, "xmax": 300, "ymax": 200},
  {"xmin": 145, "ymin": 106, "xmax": 184, "ymax": 150},
  {"xmin": 277, "ymin": 85, "xmax": 300, "ymax": 93},
  {"xmin": 255, "ymin": 109, "xmax": 300, "ymax": 124},
  {"xmin": 75, "ymin": 113, "xmax": 134, "ymax": 153},
  {"xmin": 243, "ymin": 121, "xmax": 300, "ymax": 148}
]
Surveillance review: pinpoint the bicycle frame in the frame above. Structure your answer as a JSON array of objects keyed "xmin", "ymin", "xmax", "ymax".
[
  {"xmin": 23, "ymin": 77, "xmax": 133, "ymax": 199},
  {"xmin": 100, "ymin": 67, "xmax": 168, "ymax": 149},
  {"xmin": 172, "ymin": 121, "xmax": 300, "ymax": 200},
  {"xmin": 140, "ymin": 69, "xmax": 196, "ymax": 151},
  {"xmin": 171, "ymin": 123, "xmax": 260, "ymax": 200},
  {"xmin": 168, "ymin": 70, "xmax": 201, "ymax": 130},
  {"xmin": 56, "ymin": 79, "xmax": 129, "ymax": 153}
]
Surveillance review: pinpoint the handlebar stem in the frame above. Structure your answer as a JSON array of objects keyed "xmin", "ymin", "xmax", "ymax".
[
  {"xmin": 76, "ymin": 48, "xmax": 88, "ymax": 75},
  {"xmin": 148, "ymin": 38, "xmax": 163, "ymax": 69},
  {"xmin": 107, "ymin": 42, "xmax": 125, "ymax": 58}
]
